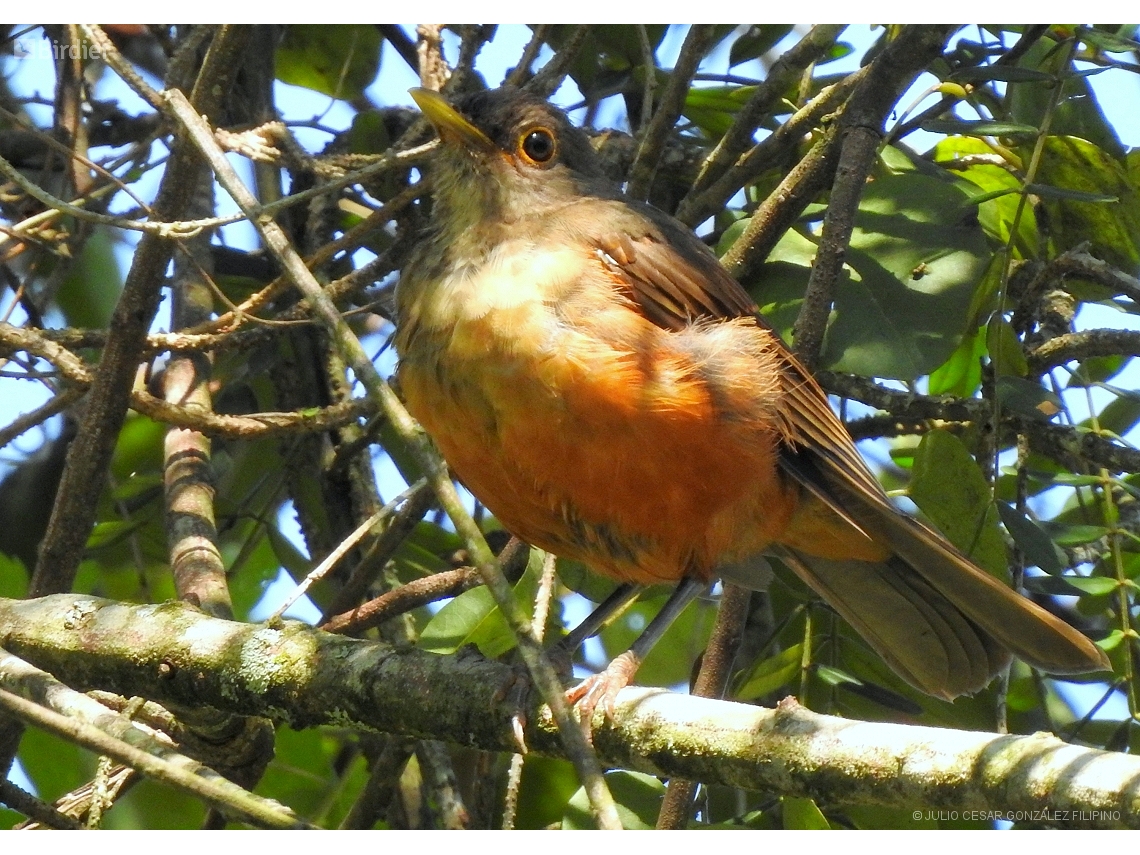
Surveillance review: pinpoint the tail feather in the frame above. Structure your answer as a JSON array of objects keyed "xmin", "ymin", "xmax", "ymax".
[
  {"xmin": 830, "ymin": 481, "xmax": 1109, "ymax": 677},
  {"xmin": 775, "ymin": 452, "xmax": 1108, "ymax": 697},
  {"xmin": 775, "ymin": 547, "xmax": 1008, "ymax": 698}
]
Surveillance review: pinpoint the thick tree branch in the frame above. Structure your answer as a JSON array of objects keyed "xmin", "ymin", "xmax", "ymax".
[
  {"xmin": 1028, "ymin": 329, "xmax": 1140, "ymax": 376},
  {"xmin": 0, "ymin": 595, "xmax": 1133, "ymax": 828},
  {"xmin": 793, "ymin": 25, "xmax": 958, "ymax": 366},
  {"xmin": 31, "ymin": 25, "xmax": 250, "ymax": 598}
]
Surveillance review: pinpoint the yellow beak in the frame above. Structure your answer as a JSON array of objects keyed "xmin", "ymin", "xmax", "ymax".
[{"xmin": 410, "ymin": 88, "xmax": 495, "ymax": 152}]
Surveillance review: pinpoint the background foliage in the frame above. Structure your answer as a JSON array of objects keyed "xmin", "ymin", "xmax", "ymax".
[{"xmin": 0, "ymin": 23, "xmax": 1138, "ymax": 829}]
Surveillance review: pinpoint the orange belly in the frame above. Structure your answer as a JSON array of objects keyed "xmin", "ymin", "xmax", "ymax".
[{"xmin": 397, "ymin": 302, "xmax": 802, "ymax": 585}]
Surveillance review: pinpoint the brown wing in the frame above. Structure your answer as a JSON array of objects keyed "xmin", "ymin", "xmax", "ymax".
[
  {"xmin": 590, "ymin": 204, "xmax": 885, "ymax": 502},
  {"xmin": 588, "ymin": 210, "xmax": 1108, "ymax": 692}
]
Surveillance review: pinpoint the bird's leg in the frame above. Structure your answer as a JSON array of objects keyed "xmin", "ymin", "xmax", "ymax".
[
  {"xmin": 549, "ymin": 582, "xmax": 643, "ymax": 677},
  {"xmin": 566, "ymin": 578, "xmax": 707, "ymax": 727}
]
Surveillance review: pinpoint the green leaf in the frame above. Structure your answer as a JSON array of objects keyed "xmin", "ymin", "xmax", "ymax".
[
  {"xmin": 782, "ymin": 796, "xmax": 831, "ymax": 830},
  {"xmin": 556, "ymin": 557, "xmax": 623, "ymax": 603},
  {"xmin": 814, "ymin": 663, "xmax": 863, "ymax": 687},
  {"xmin": 563, "ymin": 771, "xmax": 664, "ymax": 829},
  {"xmin": 1059, "ymin": 576, "xmax": 1118, "ymax": 596},
  {"xmin": 347, "ymin": 110, "xmax": 391, "ymax": 155},
  {"xmin": 600, "ymin": 589, "xmax": 714, "ymax": 689},
  {"xmin": 265, "ymin": 522, "xmax": 311, "ymax": 579},
  {"xmin": 1079, "ymin": 27, "xmax": 1140, "ymax": 54},
  {"xmin": 1025, "ymin": 182, "xmax": 1119, "ymax": 204},
  {"xmin": 929, "ymin": 327, "xmax": 985, "ymax": 396},
  {"xmin": 986, "ymin": 315, "xmax": 1028, "ymax": 376},
  {"xmin": 1008, "ymin": 39, "xmax": 1124, "ymax": 158},
  {"xmin": 996, "ymin": 503, "xmax": 1065, "ymax": 575},
  {"xmin": 736, "ymin": 643, "xmax": 803, "ymax": 700},
  {"xmin": 931, "ymin": 137, "xmax": 1037, "ymax": 254},
  {"xmin": 389, "ymin": 521, "xmax": 459, "ymax": 581},
  {"xmin": 1066, "ymin": 354, "xmax": 1130, "ymax": 387},
  {"xmin": 1036, "ymin": 136, "xmax": 1140, "ymax": 268},
  {"xmin": 419, "ymin": 547, "xmax": 544, "ymax": 656},
  {"xmin": 683, "ymin": 85, "xmax": 757, "ymax": 137},
  {"xmin": 57, "ymin": 229, "xmax": 122, "ymax": 328},
  {"xmin": 418, "ymin": 586, "xmax": 498, "ymax": 654},
  {"xmin": 909, "ymin": 430, "xmax": 1008, "ymax": 576},
  {"xmin": 86, "ymin": 519, "xmax": 146, "ymax": 551},
  {"xmin": 276, "ymin": 25, "xmax": 381, "ymax": 100},
  {"xmin": 1087, "ymin": 392, "xmax": 1140, "ymax": 437},
  {"xmin": 513, "ymin": 756, "xmax": 581, "ymax": 829},
  {"xmin": 729, "ymin": 25, "xmax": 795, "ymax": 67},
  {"xmin": 541, "ymin": 25, "xmax": 666, "ymax": 98},
  {"xmin": 995, "ymin": 375, "xmax": 1063, "ymax": 420},
  {"xmin": 950, "ymin": 66, "xmax": 1054, "ymax": 83},
  {"xmin": 257, "ymin": 726, "xmax": 361, "ymax": 826},
  {"xmin": 1044, "ymin": 523, "xmax": 1109, "ymax": 547},
  {"xmin": 227, "ymin": 537, "xmax": 285, "ymax": 622},
  {"xmin": 746, "ymin": 172, "xmax": 989, "ymax": 380},
  {"xmin": 1048, "ymin": 472, "xmax": 1106, "ymax": 487},
  {"xmin": 0, "ymin": 552, "xmax": 27, "ymax": 599},
  {"xmin": 920, "ymin": 119, "xmax": 1041, "ymax": 138},
  {"xmin": 1097, "ymin": 629, "xmax": 1126, "ymax": 651}
]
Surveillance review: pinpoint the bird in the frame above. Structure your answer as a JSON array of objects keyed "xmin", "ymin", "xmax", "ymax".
[{"xmin": 394, "ymin": 85, "xmax": 1108, "ymax": 714}]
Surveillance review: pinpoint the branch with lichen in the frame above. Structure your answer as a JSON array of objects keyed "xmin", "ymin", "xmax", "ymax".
[{"xmin": 0, "ymin": 594, "xmax": 1134, "ymax": 828}]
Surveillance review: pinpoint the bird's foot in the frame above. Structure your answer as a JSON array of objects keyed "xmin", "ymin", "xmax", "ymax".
[{"xmin": 565, "ymin": 650, "xmax": 642, "ymax": 733}]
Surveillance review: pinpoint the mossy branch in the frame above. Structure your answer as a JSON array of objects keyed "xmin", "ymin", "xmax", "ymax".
[{"xmin": 0, "ymin": 594, "xmax": 1134, "ymax": 828}]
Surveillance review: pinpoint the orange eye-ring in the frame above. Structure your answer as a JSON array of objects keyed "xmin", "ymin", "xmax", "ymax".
[{"xmin": 519, "ymin": 127, "xmax": 557, "ymax": 165}]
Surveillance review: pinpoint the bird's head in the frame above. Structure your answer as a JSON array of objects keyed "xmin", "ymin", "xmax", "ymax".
[{"xmin": 410, "ymin": 87, "xmax": 611, "ymax": 234}]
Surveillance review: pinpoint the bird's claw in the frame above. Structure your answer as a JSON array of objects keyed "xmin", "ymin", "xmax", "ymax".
[{"xmin": 565, "ymin": 650, "xmax": 641, "ymax": 735}]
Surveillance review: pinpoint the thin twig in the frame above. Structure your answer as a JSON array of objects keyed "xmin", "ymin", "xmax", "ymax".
[
  {"xmin": 0, "ymin": 649, "xmax": 306, "ymax": 829},
  {"xmin": 525, "ymin": 25, "xmax": 593, "ymax": 99},
  {"xmin": 79, "ymin": 24, "xmax": 165, "ymax": 110},
  {"xmin": 505, "ymin": 25, "xmax": 551, "ymax": 88},
  {"xmin": 677, "ymin": 66, "xmax": 867, "ymax": 228},
  {"xmin": 0, "ymin": 322, "xmax": 376, "ymax": 440},
  {"xmin": 626, "ymin": 24, "xmax": 718, "ymax": 201},
  {"xmin": 321, "ymin": 568, "xmax": 482, "ymax": 634},
  {"xmin": 690, "ymin": 25, "xmax": 846, "ymax": 195},
  {"xmin": 0, "ymin": 778, "xmax": 84, "ymax": 829},
  {"xmin": 635, "ymin": 25, "xmax": 657, "ymax": 134},
  {"xmin": 0, "ymin": 386, "xmax": 83, "ymax": 450},
  {"xmin": 272, "ymin": 480, "xmax": 428, "ymax": 621},
  {"xmin": 321, "ymin": 479, "xmax": 437, "ymax": 622},
  {"xmin": 656, "ymin": 583, "xmax": 752, "ymax": 829}
]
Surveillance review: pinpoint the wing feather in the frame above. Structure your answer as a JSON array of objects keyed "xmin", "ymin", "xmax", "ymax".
[{"xmin": 582, "ymin": 205, "xmax": 1107, "ymax": 688}]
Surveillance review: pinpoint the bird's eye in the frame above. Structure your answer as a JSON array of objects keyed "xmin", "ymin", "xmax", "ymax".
[{"xmin": 519, "ymin": 128, "xmax": 557, "ymax": 165}]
